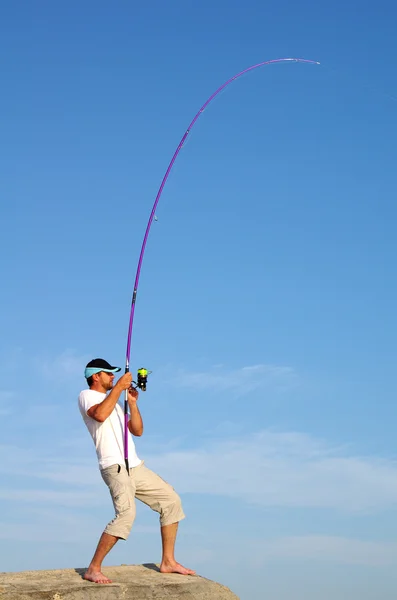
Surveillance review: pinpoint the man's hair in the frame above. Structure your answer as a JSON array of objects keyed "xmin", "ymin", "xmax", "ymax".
[{"xmin": 86, "ymin": 376, "xmax": 94, "ymax": 387}]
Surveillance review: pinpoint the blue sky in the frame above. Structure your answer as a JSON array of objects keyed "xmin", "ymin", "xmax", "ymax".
[{"xmin": 1, "ymin": 1, "xmax": 397, "ymax": 598}]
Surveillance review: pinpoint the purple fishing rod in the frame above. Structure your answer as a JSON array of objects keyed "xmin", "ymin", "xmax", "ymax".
[{"xmin": 123, "ymin": 57, "xmax": 320, "ymax": 470}]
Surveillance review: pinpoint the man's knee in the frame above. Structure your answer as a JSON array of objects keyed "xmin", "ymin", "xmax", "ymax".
[
  {"xmin": 105, "ymin": 505, "xmax": 136, "ymax": 540},
  {"xmin": 160, "ymin": 491, "xmax": 186, "ymax": 527}
]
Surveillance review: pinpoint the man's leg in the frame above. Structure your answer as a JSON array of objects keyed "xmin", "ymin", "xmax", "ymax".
[
  {"xmin": 84, "ymin": 532, "xmax": 119, "ymax": 583},
  {"xmin": 133, "ymin": 463, "xmax": 195, "ymax": 575},
  {"xmin": 84, "ymin": 464, "xmax": 136, "ymax": 584},
  {"xmin": 160, "ymin": 522, "xmax": 195, "ymax": 575}
]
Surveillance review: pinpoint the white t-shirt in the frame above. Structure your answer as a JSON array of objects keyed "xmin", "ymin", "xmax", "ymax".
[{"xmin": 78, "ymin": 389, "xmax": 141, "ymax": 470}]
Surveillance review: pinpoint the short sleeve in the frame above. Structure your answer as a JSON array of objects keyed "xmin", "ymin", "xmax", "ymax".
[{"xmin": 78, "ymin": 389, "xmax": 103, "ymax": 416}]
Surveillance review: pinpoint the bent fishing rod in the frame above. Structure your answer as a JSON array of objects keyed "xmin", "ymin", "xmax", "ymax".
[{"xmin": 122, "ymin": 57, "xmax": 320, "ymax": 470}]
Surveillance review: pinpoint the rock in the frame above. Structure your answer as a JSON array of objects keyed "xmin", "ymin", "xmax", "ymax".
[{"xmin": 0, "ymin": 564, "xmax": 240, "ymax": 599}]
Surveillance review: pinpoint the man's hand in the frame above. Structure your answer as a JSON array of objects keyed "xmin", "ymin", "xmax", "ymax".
[
  {"xmin": 87, "ymin": 372, "xmax": 132, "ymax": 424},
  {"xmin": 115, "ymin": 372, "xmax": 133, "ymax": 390},
  {"xmin": 128, "ymin": 386, "xmax": 139, "ymax": 404},
  {"xmin": 127, "ymin": 386, "xmax": 142, "ymax": 436}
]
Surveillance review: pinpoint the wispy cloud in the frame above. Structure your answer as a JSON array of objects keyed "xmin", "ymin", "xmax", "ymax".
[
  {"xmin": 170, "ymin": 363, "xmax": 297, "ymax": 395},
  {"xmin": 3, "ymin": 427, "xmax": 397, "ymax": 514},
  {"xmin": 0, "ymin": 347, "xmax": 23, "ymax": 374},
  {"xmin": 36, "ymin": 350, "xmax": 90, "ymax": 382},
  {"xmin": 0, "ymin": 391, "xmax": 16, "ymax": 416},
  {"xmin": 2, "ymin": 428, "xmax": 397, "ymax": 515},
  {"xmin": 0, "ymin": 506, "xmax": 100, "ymax": 542},
  {"xmin": 251, "ymin": 535, "xmax": 397, "ymax": 567},
  {"xmin": 0, "ymin": 488, "xmax": 102, "ymax": 507},
  {"xmin": 145, "ymin": 429, "xmax": 397, "ymax": 513},
  {"xmin": 0, "ymin": 444, "xmax": 99, "ymax": 487},
  {"xmin": 0, "ymin": 391, "xmax": 15, "ymax": 401}
]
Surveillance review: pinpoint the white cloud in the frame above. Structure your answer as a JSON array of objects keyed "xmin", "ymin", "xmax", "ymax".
[
  {"xmin": 36, "ymin": 350, "xmax": 90, "ymax": 382},
  {"xmin": 170, "ymin": 363, "xmax": 297, "ymax": 395},
  {"xmin": 2, "ymin": 428, "xmax": 397, "ymax": 515},
  {"xmin": 0, "ymin": 444, "xmax": 99, "ymax": 487},
  {"xmin": 145, "ymin": 430, "xmax": 397, "ymax": 513},
  {"xmin": 0, "ymin": 508, "xmax": 97, "ymax": 542},
  {"xmin": 0, "ymin": 488, "xmax": 102, "ymax": 507},
  {"xmin": 0, "ymin": 348, "xmax": 23, "ymax": 374},
  {"xmin": 252, "ymin": 535, "xmax": 397, "ymax": 567},
  {"xmin": 0, "ymin": 391, "xmax": 15, "ymax": 401},
  {"xmin": 0, "ymin": 391, "xmax": 15, "ymax": 415}
]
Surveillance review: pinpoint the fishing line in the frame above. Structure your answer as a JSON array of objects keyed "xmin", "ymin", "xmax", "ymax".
[{"xmin": 122, "ymin": 57, "xmax": 320, "ymax": 471}]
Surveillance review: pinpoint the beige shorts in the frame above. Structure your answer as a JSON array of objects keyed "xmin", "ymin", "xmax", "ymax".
[{"xmin": 100, "ymin": 461, "xmax": 185, "ymax": 540}]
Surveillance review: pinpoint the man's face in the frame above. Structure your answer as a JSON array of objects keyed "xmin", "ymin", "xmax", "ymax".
[{"xmin": 97, "ymin": 371, "xmax": 115, "ymax": 391}]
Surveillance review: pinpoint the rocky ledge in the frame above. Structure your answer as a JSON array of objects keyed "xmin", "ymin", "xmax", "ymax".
[{"xmin": 0, "ymin": 564, "xmax": 240, "ymax": 599}]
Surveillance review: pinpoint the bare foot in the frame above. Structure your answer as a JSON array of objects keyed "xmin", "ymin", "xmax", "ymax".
[
  {"xmin": 160, "ymin": 561, "xmax": 195, "ymax": 576},
  {"xmin": 83, "ymin": 569, "xmax": 113, "ymax": 584}
]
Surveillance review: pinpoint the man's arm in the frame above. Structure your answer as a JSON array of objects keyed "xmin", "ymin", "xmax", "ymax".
[
  {"xmin": 87, "ymin": 373, "xmax": 132, "ymax": 422},
  {"xmin": 127, "ymin": 387, "xmax": 143, "ymax": 436}
]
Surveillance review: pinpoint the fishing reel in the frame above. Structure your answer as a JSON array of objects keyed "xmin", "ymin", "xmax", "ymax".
[{"xmin": 134, "ymin": 368, "xmax": 152, "ymax": 391}]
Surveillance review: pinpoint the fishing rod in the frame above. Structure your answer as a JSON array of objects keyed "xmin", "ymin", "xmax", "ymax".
[{"xmin": 123, "ymin": 57, "xmax": 320, "ymax": 471}]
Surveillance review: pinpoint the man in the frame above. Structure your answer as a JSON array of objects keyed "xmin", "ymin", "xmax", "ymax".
[{"xmin": 78, "ymin": 358, "xmax": 194, "ymax": 584}]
